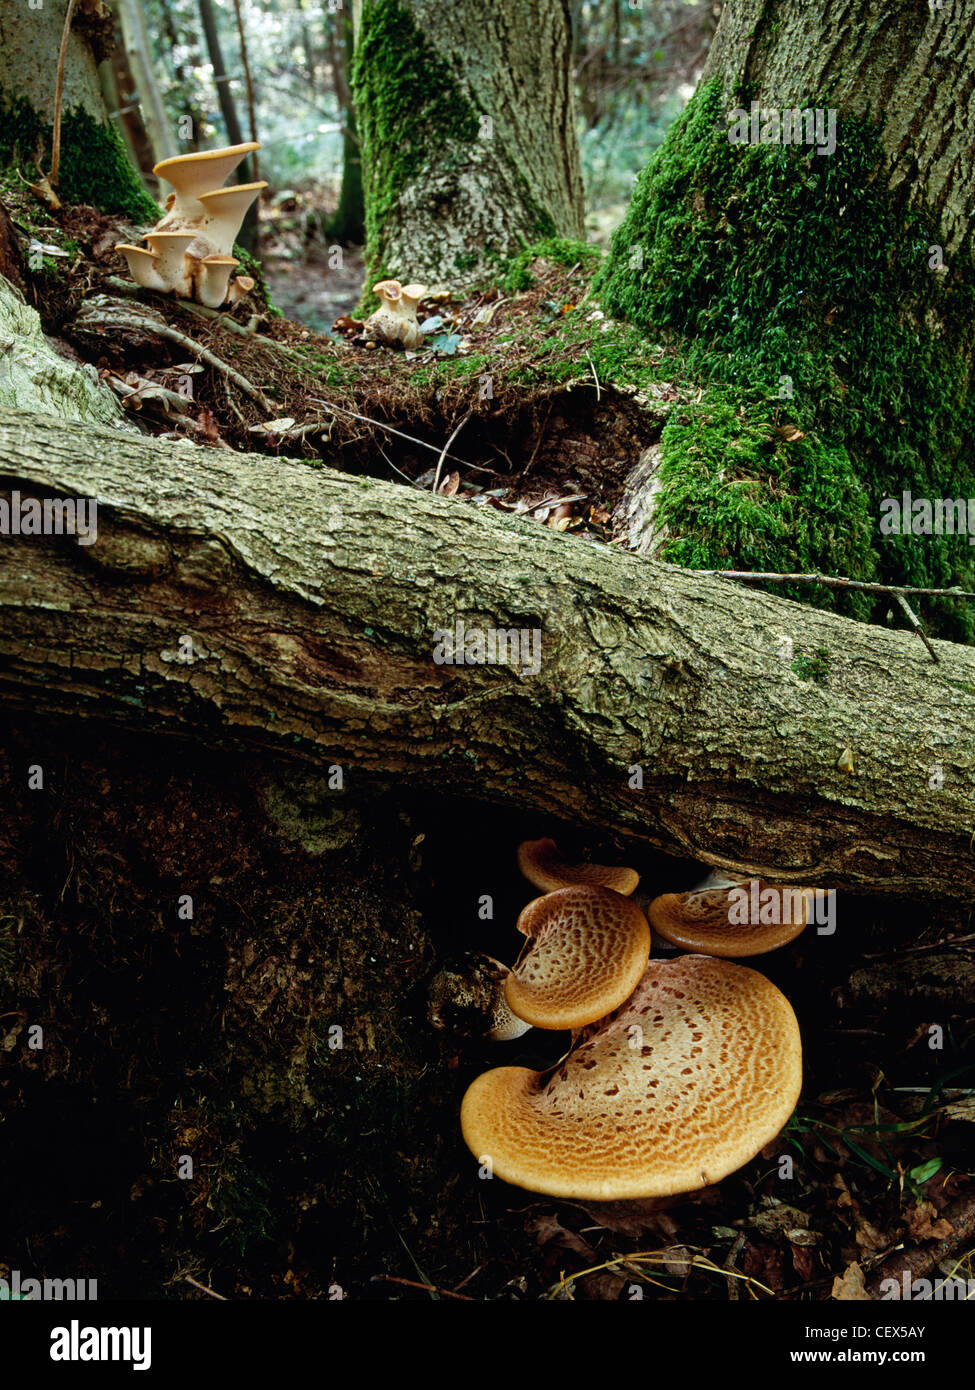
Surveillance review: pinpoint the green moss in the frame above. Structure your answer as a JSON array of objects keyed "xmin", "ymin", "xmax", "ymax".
[
  {"xmin": 0, "ymin": 91, "xmax": 157, "ymax": 223},
  {"xmin": 499, "ymin": 237, "xmax": 604, "ymax": 293},
  {"xmin": 791, "ymin": 648, "xmax": 832, "ymax": 684},
  {"xmin": 351, "ymin": 0, "xmax": 480, "ymax": 289},
  {"xmin": 596, "ymin": 78, "xmax": 975, "ymax": 638},
  {"xmin": 655, "ymin": 387, "xmax": 874, "ymax": 617},
  {"xmin": 232, "ymin": 242, "xmax": 280, "ymax": 317}
]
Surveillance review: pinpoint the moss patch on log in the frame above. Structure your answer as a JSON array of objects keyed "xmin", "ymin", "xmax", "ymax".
[
  {"xmin": 0, "ymin": 90, "xmax": 158, "ymax": 223},
  {"xmin": 596, "ymin": 78, "xmax": 975, "ymax": 639}
]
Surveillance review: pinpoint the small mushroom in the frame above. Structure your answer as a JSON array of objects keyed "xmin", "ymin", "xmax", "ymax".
[
  {"xmin": 362, "ymin": 279, "xmax": 428, "ymax": 349},
  {"xmin": 505, "ymin": 885, "xmax": 651, "ymax": 1030},
  {"xmin": 115, "ymin": 243, "xmax": 164, "ymax": 292},
  {"xmin": 428, "ymin": 953, "xmax": 532, "ymax": 1042},
  {"xmin": 145, "ymin": 232, "xmax": 196, "ymax": 296},
  {"xmin": 517, "ymin": 837, "xmax": 639, "ymax": 896},
  {"xmin": 461, "ymin": 954, "xmax": 802, "ymax": 1200},
  {"xmin": 648, "ymin": 872, "xmax": 813, "ymax": 957}
]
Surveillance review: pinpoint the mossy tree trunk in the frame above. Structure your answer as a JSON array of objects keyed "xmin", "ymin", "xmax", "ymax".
[
  {"xmin": 324, "ymin": 10, "xmax": 364, "ymax": 245},
  {"xmin": 0, "ymin": 0, "xmax": 157, "ymax": 222},
  {"xmin": 351, "ymin": 0, "xmax": 585, "ymax": 289},
  {"xmin": 2, "ymin": 408, "xmax": 975, "ymax": 905},
  {"xmin": 597, "ymin": 0, "xmax": 975, "ymax": 640}
]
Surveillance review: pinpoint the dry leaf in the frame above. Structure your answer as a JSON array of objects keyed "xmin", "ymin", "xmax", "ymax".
[
  {"xmin": 832, "ymin": 1261, "xmax": 871, "ymax": 1300},
  {"xmin": 907, "ymin": 1200, "xmax": 953, "ymax": 1242}
]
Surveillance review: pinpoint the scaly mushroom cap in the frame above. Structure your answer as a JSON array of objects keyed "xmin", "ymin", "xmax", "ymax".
[
  {"xmin": 462, "ymin": 955, "xmax": 802, "ymax": 1200},
  {"xmin": 517, "ymin": 837, "xmax": 639, "ymax": 896},
  {"xmin": 506, "ymin": 886, "xmax": 650, "ymax": 1030},
  {"xmin": 649, "ymin": 875, "xmax": 813, "ymax": 957},
  {"xmin": 153, "ymin": 142, "xmax": 259, "ymax": 208}
]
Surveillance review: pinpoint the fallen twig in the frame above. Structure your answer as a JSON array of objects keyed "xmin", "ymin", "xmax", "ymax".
[
  {"xmin": 309, "ymin": 397, "xmax": 496, "ymax": 474},
  {"xmin": 49, "ymin": 0, "xmax": 78, "ymax": 189},
  {"xmin": 432, "ymin": 411, "xmax": 472, "ymax": 493},
  {"xmin": 74, "ymin": 300, "xmax": 275, "ymax": 412},
  {"xmin": 371, "ymin": 1274, "xmax": 474, "ymax": 1302},
  {"xmin": 695, "ymin": 569, "xmax": 975, "ymax": 600}
]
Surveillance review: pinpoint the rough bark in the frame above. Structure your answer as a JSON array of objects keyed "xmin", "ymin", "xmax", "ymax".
[
  {"xmin": 702, "ymin": 0, "xmax": 975, "ymax": 254},
  {"xmin": 351, "ymin": 0, "xmax": 585, "ymax": 287},
  {"xmin": 1, "ymin": 408, "xmax": 974, "ymax": 904},
  {"xmin": 0, "ymin": 0, "xmax": 157, "ymax": 221},
  {"xmin": 597, "ymin": 0, "xmax": 975, "ymax": 641}
]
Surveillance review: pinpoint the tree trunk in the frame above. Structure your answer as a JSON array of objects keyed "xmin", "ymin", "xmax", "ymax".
[
  {"xmin": 0, "ymin": 0, "xmax": 157, "ymax": 221},
  {"xmin": 324, "ymin": 10, "xmax": 364, "ymax": 245},
  {"xmin": 116, "ymin": 0, "xmax": 178, "ymax": 166},
  {"xmin": 351, "ymin": 0, "xmax": 585, "ymax": 288},
  {"xmin": 197, "ymin": 0, "xmax": 257, "ymax": 251},
  {"xmin": 1, "ymin": 407, "xmax": 974, "ymax": 904},
  {"xmin": 597, "ymin": 0, "xmax": 975, "ymax": 641}
]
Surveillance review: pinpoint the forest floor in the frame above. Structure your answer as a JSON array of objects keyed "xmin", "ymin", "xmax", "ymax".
[{"xmin": 2, "ymin": 180, "xmax": 975, "ymax": 1302}]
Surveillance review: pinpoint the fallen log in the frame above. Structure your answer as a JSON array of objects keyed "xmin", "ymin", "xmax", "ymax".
[{"xmin": 0, "ymin": 407, "xmax": 973, "ymax": 901}]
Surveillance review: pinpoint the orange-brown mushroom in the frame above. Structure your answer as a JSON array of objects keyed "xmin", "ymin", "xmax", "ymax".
[
  {"xmin": 648, "ymin": 873, "xmax": 813, "ymax": 957},
  {"xmin": 517, "ymin": 837, "xmax": 639, "ymax": 896},
  {"xmin": 505, "ymin": 885, "xmax": 650, "ymax": 1030},
  {"xmin": 461, "ymin": 954, "xmax": 802, "ymax": 1200}
]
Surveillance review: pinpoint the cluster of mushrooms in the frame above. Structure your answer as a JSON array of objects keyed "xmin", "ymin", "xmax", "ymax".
[
  {"xmin": 458, "ymin": 839, "xmax": 811, "ymax": 1201},
  {"xmin": 116, "ymin": 142, "xmax": 266, "ymax": 308}
]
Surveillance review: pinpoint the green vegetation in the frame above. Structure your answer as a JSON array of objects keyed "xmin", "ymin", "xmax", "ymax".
[
  {"xmin": 791, "ymin": 647, "xmax": 832, "ymax": 684},
  {"xmin": 596, "ymin": 78, "xmax": 975, "ymax": 638},
  {"xmin": 499, "ymin": 237, "xmax": 604, "ymax": 293},
  {"xmin": 0, "ymin": 91, "xmax": 158, "ymax": 223}
]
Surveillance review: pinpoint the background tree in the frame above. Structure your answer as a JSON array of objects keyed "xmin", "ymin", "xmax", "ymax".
[
  {"xmin": 597, "ymin": 0, "xmax": 975, "ymax": 639},
  {"xmin": 0, "ymin": 0, "xmax": 156, "ymax": 220},
  {"xmin": 351, "ymin": 0, "xmax": 585, "ymax": 287}
]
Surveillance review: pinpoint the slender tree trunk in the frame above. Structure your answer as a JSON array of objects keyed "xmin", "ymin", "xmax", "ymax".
[
  {"xmin": 597, "ymin": 0, "xmax": 975, "ymax": 641},
  {"xmin": 117, "ymin": 0, "xmax": 177, "ymax": 165},
  {"xmin": 0, "ymin": 0, "xmax": 156, "ymax": 221},
  {"xmin": 1, "ymin": 407, "xmax": 974, "ymax": 904},
  {"xmin": 351, "ymin": 0, "xmax": 585, "ymax": 287},
  {"xmin": 196, "ymin": 0, "xmax": 256, "ymax": 251},
  {"xmin": 325, "ymin": 11, "xmax": 364, "ymax": 244}
]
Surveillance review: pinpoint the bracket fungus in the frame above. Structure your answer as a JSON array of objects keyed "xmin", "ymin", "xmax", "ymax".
[
  {"xmin": 362, "ymin": 280, "xmax": 429, "ymax": 348},
  {"xmin": 462, "ymin": 955, "xmax": 802, "ymax": 1200},
  {"xmin": 517, "ymin": 837, "xmax": 639, "ymax": 896},
  {"xmin": 649, "ymin": 872, "xmax": 813, "ymax": 958},
  {"xmin": 116, "ymin": 143, "xmax": 265, "ymax": 307},
  {"xmin": 506, "ymin": 885, "xmax": 651, "ymax": 1030}
]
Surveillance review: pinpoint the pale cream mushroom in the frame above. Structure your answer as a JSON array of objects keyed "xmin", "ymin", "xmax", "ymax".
[
  {"xmin": 648, "ymin": 871, "xmax": 813, "ymax": 958},
  {"xmin": 461, "ymin": 955, "xmax": 802, "ymax": 1200},
  {"xmin": 115, "ymin": 244, "xmax": 164, "ymax": 292},
  {"xmin": 116, "ymin": 143, "xmax": 265, "ymax": 307},
  {"xmin": 517, "ymin": 837, "xmax": 639, "ymax": 896},
  {"xmin": 363, "ymin": 279, "xmax": 429, "ymax": 349},
  {"xmin": 505, "ymin": 885, "xmax": 651, "ymax": 1030},
  {"xmin": 145, "ymin": 232, "xmax": 196, "ymax": 297},
  {"xmin": 153, "ymin": 142, "xmax": 259, "ymax": 217}
]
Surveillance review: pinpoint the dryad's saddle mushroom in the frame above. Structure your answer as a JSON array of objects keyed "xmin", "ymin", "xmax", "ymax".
[
  {"xmin": 649, "ymin": 872, "xmax": 813, "ymax": 957},
  {"xmin": 116, "ymin": 142, "xmax": 266, "ymax": 308},
  {"xmin": 517, "ymin": 837, "xmax": 639, "ymax": 896},
  {"xmin": 462, "ymin": 955, "xmax": 802, "ymax": 1200},
  {"xmin": 505, "ymin": 885, "xmax": 651, "ymax": 1030}
]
